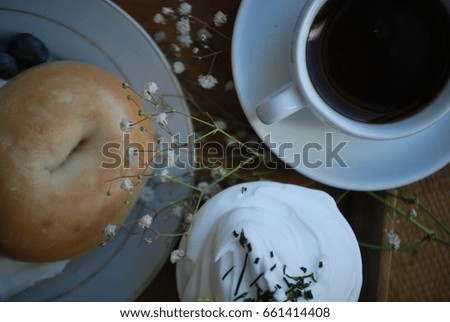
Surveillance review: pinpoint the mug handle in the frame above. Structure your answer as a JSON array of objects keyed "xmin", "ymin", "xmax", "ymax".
[{"xmin": 256, "ymin": 82, "xmax": 306, "ymax": 125}]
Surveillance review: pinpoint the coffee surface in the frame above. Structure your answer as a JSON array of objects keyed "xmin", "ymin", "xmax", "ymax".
[{"xmin": 306, "ymin": 0, "xmax": 450, "ymax": 123}]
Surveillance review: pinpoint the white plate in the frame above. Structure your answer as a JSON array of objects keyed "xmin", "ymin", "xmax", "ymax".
[
  {"xmin": 0, "ymin": 0, "xmax": 192, "ymax": 301},
  {"xmin": 232, "ymin": 0, "xmax": 450, "ymax": 191}
]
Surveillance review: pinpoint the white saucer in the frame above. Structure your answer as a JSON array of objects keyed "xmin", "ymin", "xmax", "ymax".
[
  {"xmin": 232, "ymin": 0, "xmax": 450, "ymax": 191},
  {"xmin": 1, "ymin": 0, "xmax": 192, "ymax": 300}
]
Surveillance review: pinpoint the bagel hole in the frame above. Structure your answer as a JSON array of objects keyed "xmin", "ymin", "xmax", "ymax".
[{"xmin": 46, "ymin": 138, "xmax": 88, "ymax": 173}]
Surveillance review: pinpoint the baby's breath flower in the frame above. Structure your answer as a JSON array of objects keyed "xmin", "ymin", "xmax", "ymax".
[
  {"xmin": 120, "ymin": 178, "xmax": 134, "ymax": 191},
  {"xmin": 127, "ymin": 146, "xmax": 139, "ymax": 157},
  {"xmin": 160, "ymin": 168, "xmax": 172, "ymax": 183},
  {"xmin": 177, "ymin": 33, "xmax": 193, "ymax": 47},
  {"xmin": 126, "ymin": 147, "xmax": 139, "ymax": 168},
  {"xmin": 197, "ymin": 181, "xmax": 222, "ymax": 200},
  {"xmin": 120, "ymin": 117, "xmax": 134, "ymax": 133},
  {"xmin": 138, "ymin": 214, "xmax": 153, "ymax": 230},
  {"xmin": 170, "ymin": 43, "xmax": 181, "ymax": 54},
  {"xmin": 153, "ymin": 13, "xmax": 166, "ymax": 25},
  {"xmin": 213, "ymin": 11, "xmax": 227, "ymax": 27},
  {"xmin": 408, "ymin": 208, "xmax": 418, "ymax": 218},
  {"xmin": 210, "ymin": 166, "xmax": 228, "ymax": 179},
  {"xmin": 224, "ymin": 80, "xmax": 235, "ymax": 92},
  {"xmin": 162, "ymin": 7, "xmax": 175, "ymax": 16},
  {"xmin": 197, "ymin": 181, "xmax": 209, "ymax": 191},
  {"xmin": 142, "ymin": 81, "xmax": 158, "ymax": 100},
  {"xmin": 140, "ymin": 186, "xmax": 155, "ymax": 202},
  {"xmin": 144, "ymin": 164, "xmax": 155, "ymax": 176},
  {"xmin": 386, "ymin": 230, "xmax": 401, "ymax": 250},
  {"xmin": 226, "ymin": 136, "xmax": 238, "ymax": 147},
  {"xmin": 178, "ymin": 2, "xmax": 192, "ymax": 15},
  {"xmin": 214, "ymin": 119, "xmax": 227, "ymax": 130},
  {"xmin": 184, "ymin": 213, "xmax": 193, "ymax": 224},
  {"xmin": 155, "ymin": 138, "xmax": 164, "ymax": 153},
  {"xmin": 144, "ymin": 238, "xmax": 153, "ymax": 245},
  {"xmin": 169, "ymin": 134, "xmax": 180, "ymax": 146},
  {"xmin": 173, "ymin": 61, "xmax": 186, "ymax": 74},
  {"xmin": 154, "ymin": 31, "xmax": 167, "ymax": 43},
  {"xmin": 192, "ymin": 47, "xmax": 199, "ymax": 54},
  {"xmin": 154, "ymin": 112, "xmax": 169, "ymax": 128},
  {"xmin": 196, "ymin": 27, "xmax": 212, "ymax": 42},
  {"xmin": 163, "ymin": 148, "xmax": 177, "ymax": 168},
  {"xmin": 176, "ymin": 17, "xmax": 191, "ymax": 34},
  {"xmin": 170, "ymin": 249, "xmax": 185, "ymax": 263},
  {"xmin": 198, "ymin": 74, "xmax": 218, "ymax": 89},
  {"xmin": 234, "ymin": 129, "xmax": 249, "ymax": 140},
  {"xmin": 171, "ymin": 204, "xmax": 184, "ymax": 217},
  {"xmin": 102, "ymin": 224, "xmax": 117, "ymax": 239}
]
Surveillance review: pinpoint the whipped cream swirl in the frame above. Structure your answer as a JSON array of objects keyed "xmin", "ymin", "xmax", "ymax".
[{"xmin": 176, "ymin": 182, "xmax": 362, "ymax": 301}]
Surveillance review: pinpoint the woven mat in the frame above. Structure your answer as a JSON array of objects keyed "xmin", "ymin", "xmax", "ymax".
[{"xmin": 384, "ymin": 165, "xmax": 449, "ymax": 301}]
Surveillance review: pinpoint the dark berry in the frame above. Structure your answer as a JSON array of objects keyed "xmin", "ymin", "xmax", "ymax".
[
  {"xmin": 6, "ymin": 33, "xmax": 49, "ymax": 68},
  {"xmin": 0, "ymin": 52, "xmax": 20, "ymax": 79}
]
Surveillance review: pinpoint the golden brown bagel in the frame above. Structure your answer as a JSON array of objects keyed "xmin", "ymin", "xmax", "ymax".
[{"xmin": 0, "ymin": 61, "xmax": 155, "ymax": 262}]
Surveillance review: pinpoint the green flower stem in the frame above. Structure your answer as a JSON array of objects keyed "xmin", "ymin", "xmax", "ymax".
[
  {"xmin": 336, "ymin": 190, "xmax": 350, "ymax": 204},
  {"xmin": 174, "ymin": 109, "xmax": 215, "ymax": 128},
  {"xmin": 158, "ymin": 175, "xmax": 201, "ymax": 192},
  {"xmin": 183, "ymin": 191, "xmax": 205, "ymax": 236},
  {"xmin": 188, "ymin": 15, "xmax": 232, "ymax": 41},
  {"xmin": 207, "ymin": 50, "xmax": 217, "ymax": 75},
  {"xmin": 216, "ymin": 128, "xmax": 264, "ymax": 159},
  {"xmin": 150, "ymin": 195, "xmax": 194, "ymax": 218},
  {"xmin": 193, "ymin": 48, "xmax": 230, "ymax": 62},
  {"xmin": 173, "ymin": 110, "xmax": 266, "ymax": 160},
  {"xmin": 195, "ymin": 128, "xmax": 219, "ymax": 142},
  {"xmin": 208, "ymin": 155, "xmax": 258, "ymax": 188},
  {"xmin": 358, "ymin": 237, "xmax": 430, "ymax": 251},
  {"xmin": 367, "ymin": 191, "xmax": 450, "ymax": 246},
  {"xmin": 398, "ymin": 188, "xmax": 450, "ymax": 235},
  {"xmin": 419, "ymin": 203, "xmax": 450, "ymax": 235},
  {"xmin": 150, "ymin": 228, "xmax": 186, "ymax": 238}
]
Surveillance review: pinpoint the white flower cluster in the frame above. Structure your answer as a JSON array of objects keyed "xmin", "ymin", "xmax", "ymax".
[
  {"xmin": 140, "ymin": 186, "xmax": 155, "ymax": 202},
  {"xmin": 138, "ymin": 214, "xmax": 153, "ymax": 230},
  {"xmin": 154, "ymin": 112, "xmax": 169, "ymax": 128},
  {"xmin": 120, "ymin": 178, "xmax": 134, "ymax": 191},
  {"xmin": 159, "ymin": 168, "xmax": 172, "ymax": 182},
  {"xmin": 178, "ymin": 2, "xmax": 192, "ymax": 16},
  {"xmin": 120, "ymin": 117, "xmax": 133, "ymax": 133},
  {"xmin": 197, "ymin": 181, "xmax": 222, "ymax": 201},
  {"xmin": 152, "ymin": 3, "xmax": 230, "ymax": 89},
  {"xmin": 386, "ymin": 230, "xmax": 401, "ymax": 250},
  {"xmin": 126, "ymin": 147, "xmax": 139, "ymax": 168},
  {"xmin": 102, "ymin": 224, "xmax": 117, "ymax": 239},
  {"xmin": 213, "ymin": 11, "xmax": 227, "ymax": 27},
  {"xmin": 198, "ymin": 74, "xmax": 218, "ymax": 89},
  {"xmin": 172, "ymin": 61, "xmax": 186, "ymax": 74},
  {"xmin": 153, "ymin": 13, "xmax": 166, "ymax": 25},
  {"xmin": 170, "ymin": 249, "xmax": 185, "ymax": 263},
  {"xmin": 142, "ymin": 81, "xmax": 158, "ymax": 100}
]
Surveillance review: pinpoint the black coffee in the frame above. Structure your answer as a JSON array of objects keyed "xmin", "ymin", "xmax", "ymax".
[{"xmin": 306, "ymin": 0, "xmax": 450, "ymax": 123}]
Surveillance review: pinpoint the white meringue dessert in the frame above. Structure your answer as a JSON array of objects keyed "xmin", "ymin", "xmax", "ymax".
[{"xmin": 176, "ymin": 181, "xmax": 362, "ymax": 301}]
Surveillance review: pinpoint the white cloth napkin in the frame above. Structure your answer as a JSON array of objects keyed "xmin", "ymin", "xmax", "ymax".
[{"xmin": 0, "ymin": 256, "xmax": 70, "ymax": 300}]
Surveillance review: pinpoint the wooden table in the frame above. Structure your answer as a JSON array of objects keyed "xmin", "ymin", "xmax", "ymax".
[{"xmin": 113, "ymin": 0, "xmax": 449, "ymax": 302}]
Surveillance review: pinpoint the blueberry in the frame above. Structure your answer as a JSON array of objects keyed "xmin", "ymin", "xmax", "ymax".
[
  {"xmin": 6, "ymin": 33, "xmax": 49, "ymax": 68},
  {"xmin": 0, "ymin": 52, "xmax": 20, "ymax": 79}
]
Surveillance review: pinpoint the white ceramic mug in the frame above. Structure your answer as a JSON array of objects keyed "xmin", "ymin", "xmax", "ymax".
[{"xmin": 256, "ymin": 0, "xmax": 450, "ymax": 140}]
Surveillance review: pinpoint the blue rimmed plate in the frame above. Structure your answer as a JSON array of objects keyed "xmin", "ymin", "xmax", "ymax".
[{"xmin": 0, "ymin": 0, "xmax": 192, "ymax": 301}]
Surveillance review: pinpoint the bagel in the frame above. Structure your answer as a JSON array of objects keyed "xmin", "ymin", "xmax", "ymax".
[{"xmin": 0, "ymin": 61, "xmax": 155, "ymax": 262}]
